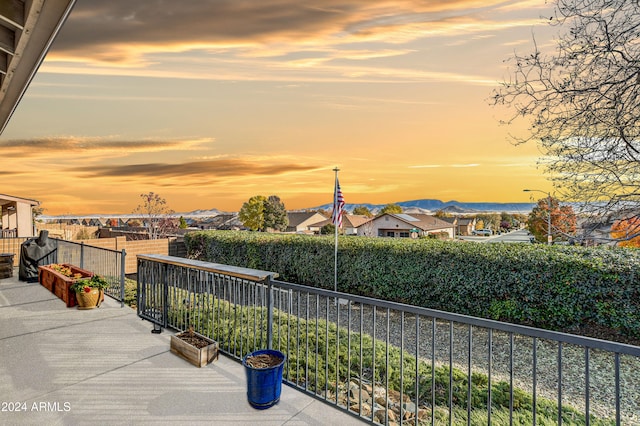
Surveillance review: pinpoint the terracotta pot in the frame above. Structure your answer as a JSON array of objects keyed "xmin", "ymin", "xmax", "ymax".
[{"xmin": 75, "ymin": 288, "xmax": 104, "ymax": 310}]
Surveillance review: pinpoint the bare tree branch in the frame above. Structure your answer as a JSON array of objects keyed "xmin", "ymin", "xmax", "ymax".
[
  {"xmin": 133, "ymin": 192, "xmax": 175, "ymax": 239},
  {"xmin": 492, "ymin": 0, "xmax": 640, "ymax": 243}
]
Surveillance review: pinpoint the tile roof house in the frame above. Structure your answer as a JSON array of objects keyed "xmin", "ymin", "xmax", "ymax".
[
  {"xmin": 360, "ymin": 213, "xmax": 455, "ymax": 239},
  {"xmin": 343, "ymin": 214, "xmax": 371, "ymax": 235},
  {"xmin": 192, "ymin": 214, "xmax": 243, "ymax": 231},
  {"xmin": 441, "ymin": 216, "xmax": 477, "ymax": 236},
  {"xmin": 303, "ymin": 214, "xmax": 372, "ymax": 235},
  {"xmin": 286, "ymin": 212, "xmax": 327, "ymax": 233}
]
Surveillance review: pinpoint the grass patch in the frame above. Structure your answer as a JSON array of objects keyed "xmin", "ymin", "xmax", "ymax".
[{"xmin": 124, "ymin": 278, "xmax": 137, "ymax": 307}]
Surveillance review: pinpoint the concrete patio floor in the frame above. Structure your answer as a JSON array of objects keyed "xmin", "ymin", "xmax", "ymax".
[{"xmin": 0, "ymin": 270, "xmax": 364, "ymax": 425}]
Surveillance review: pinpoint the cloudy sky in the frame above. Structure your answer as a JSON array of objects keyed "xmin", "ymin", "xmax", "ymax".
[{"xmin": 1, "ymin": 0, "xmax": 558, "ymax": 215}]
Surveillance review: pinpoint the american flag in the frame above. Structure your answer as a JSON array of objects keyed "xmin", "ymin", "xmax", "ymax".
[{"xmin": 331, "ymin": 178, "xmax": 345, "ymax": 227}]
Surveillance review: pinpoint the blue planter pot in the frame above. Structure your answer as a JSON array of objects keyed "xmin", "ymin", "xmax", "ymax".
[{"xmin": 242, "ymin": 349, "xmax": 286, "ymax": 409}]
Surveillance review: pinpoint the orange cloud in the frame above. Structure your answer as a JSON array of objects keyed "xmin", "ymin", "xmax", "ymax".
[
  {"xmin": 49, "ymin": 0, "xmax": 543, "ymax": 68},
  {"xmin": 0, "ymin": 137, "xmax": 211, "ymax": 158},
  {"xmin": 69, "ymin": 158, "xmax": 320, "ymax": 180}
]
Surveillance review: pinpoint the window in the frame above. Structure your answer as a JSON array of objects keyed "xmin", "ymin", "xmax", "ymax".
[
  {"xmin": 399, "ymin": 232, "xmax": 410, "ymax": 238},
  {"xmin": 386, "ymin": 231, "xmax": 395, "ymax": 237}
]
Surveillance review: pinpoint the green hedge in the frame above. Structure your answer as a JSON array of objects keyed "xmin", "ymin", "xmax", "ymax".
[{"xmin": 184, "ymin": 231, "xmax": 640, "ymax": 338}]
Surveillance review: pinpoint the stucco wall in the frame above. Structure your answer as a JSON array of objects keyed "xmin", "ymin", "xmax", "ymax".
[
  {"xmin": 75, "ymin": 237, "xmax": 170, "ymax": 274},
  {"xmin": 37, "ymin": 223, "xmax": 100, "ymax": 240},
  {"xmin": 363, "ymin": 215, "xmax": 410, "ymax": 237},
  {"xmin": 16, "ymin": 202, "xmax": 35, "ymax": 237}
]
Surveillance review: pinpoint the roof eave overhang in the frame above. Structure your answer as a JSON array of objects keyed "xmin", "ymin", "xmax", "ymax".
[
  {"xmin": 0, "ymin": 192, "xmax": 39, "ymax": 206},
  {"xmin": 0, "ymin": 0, "xmax": 77, "ymax": 135}
]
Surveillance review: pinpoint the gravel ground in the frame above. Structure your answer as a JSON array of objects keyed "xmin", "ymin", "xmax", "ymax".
[{"xmin": 281, "ymin": 294, "xmax": 640, "ymax": 424}]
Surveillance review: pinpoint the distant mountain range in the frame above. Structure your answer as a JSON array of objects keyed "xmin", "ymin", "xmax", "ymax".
[
  {"xmin": 311, "ymin": 199, "xmax": 535, "ymax": 215},
  {"xmin": 181, "ymin": 199, "xmax": 535, "ymax": 217},
  {"xmin": 40, "ymin": 199, "xmax": 534, "ymax": 221}
]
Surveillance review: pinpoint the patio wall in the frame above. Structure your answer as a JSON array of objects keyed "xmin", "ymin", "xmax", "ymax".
[
  {"xmin": 0, "ymin": 238, "xmax": 27, "ymax": 265},
  {"xmin": 37, "ymin": 223, "xmax": 100, "ymax": 240},
  {"xmin": 74, "ymin": 237, "xmax": 171, "ymax": 274}
]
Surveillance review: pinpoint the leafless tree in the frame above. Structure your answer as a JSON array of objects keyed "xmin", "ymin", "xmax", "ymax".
[
  {"xmin": 358, "ymin": 217, "xmax": 377, "ymax": 237},
  {"xmin": 133, "ymin": 192, "xmax": 175, "ymax": 239},
  {"xmin": 492, "ymin": 0, "xmax": 640, "ymax": 243}
]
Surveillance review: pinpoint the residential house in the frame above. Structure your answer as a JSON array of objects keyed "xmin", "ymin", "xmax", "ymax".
[
  {"xmin": 86, "ymin": 218, "xmax": 100, "ymax": 227},
  {"xmin": 343, "ymin": 214, "xmax": 371, "ymax": 236},
  {"xmin": 83, "ymin": 218, "xmax": 106, "ymax": 227},
  {"xmin": 302, "ymin": 214, "xmax": 371, "ymax": 235},
  {"xmin": 0, "ymin": 193, "xmax": 40, "ymax": 238},
  {"xmin": 192, "ymin": 214, "xmax": 242, "ymax": 231},
  {"xmin": 307, "ymin": 217, "xmax": 331, "ymax": 233},
  {"xmin": 107, "ymin": 218, "xmax": 127, "ymax": 227},
  {"xmin": 456, "ymin": 217, "xmax": 477, "ymax": 236},
  {"xmin": 577, "ymin": 213, "xmax": 635, "ymax": 246},
  {"xmin": 286, "ymin": 212, "xmax": 327, "ymax": 233},
  {"xmin": 441, "ymin": 216, "xmax": 477, "ymax": 236},
  {"xmin": 360, "ymin": 213, "xmax": 455, "ymax": 239}
]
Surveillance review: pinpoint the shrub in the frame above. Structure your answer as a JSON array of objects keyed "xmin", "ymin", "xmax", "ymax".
[
  {"xmin": 124, "ymin": 278, "xmax": 137, "ymax": 308},
  {"xmin": 184, "ymin": 231, "xmax": 640, "ymax": 338}
]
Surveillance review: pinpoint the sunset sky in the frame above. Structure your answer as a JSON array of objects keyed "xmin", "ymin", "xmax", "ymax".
[{"xmin": 1, "ymin": 0, "xmax": 559, "ymax": 215}]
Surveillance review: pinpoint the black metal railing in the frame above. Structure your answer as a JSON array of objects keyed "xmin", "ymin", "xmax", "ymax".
[
  {"xmin": 1, "ymin": 229, "xmax": 17, "ymax": 238},
  {"xmin": 0, "ymin": 237, "xmax": 126, "ymax": 305},
  {"xmin": 55, "ymin": 239, "xmax": 126, "ymax": 305},
  {"xmin": 137, "ymin": 254, "xmax": 640, "ymax": 425}
]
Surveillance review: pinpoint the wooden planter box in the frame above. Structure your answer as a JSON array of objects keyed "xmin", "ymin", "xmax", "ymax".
[
  {"xmin": 170, "ymin": 332, "xmax": 219, "ymax": 368},
  {"xmin": 38, "ymin": 266, "xmax": 57, "ymax": 292},
  {"xmin": 38, "ymin": 264, "xmax": 94, "ymax": 308}
]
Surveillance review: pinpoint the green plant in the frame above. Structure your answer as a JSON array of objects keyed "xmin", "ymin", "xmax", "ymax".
[
  {"xmin": 124, "ymin": 278, "xmax": 137, "ymax": 308},
  {"xmin": 184, "ymin": 230, "xmax": 640, "ymax": 339},
  {"xmin": 70, "ymin": 274, "xmax": 109, "ymax": 293},
  {"xmin": 488, "ymin": 299, "xmax": 520, "ymax": 321},
  {"xmin": 49, "ymin": 263, "xmax": 82, "ymax": 278}
]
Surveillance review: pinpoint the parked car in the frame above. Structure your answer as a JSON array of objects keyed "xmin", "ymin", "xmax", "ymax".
[{"xmin": 472, "ymin": 229, "xmax": 492, "ymax": 236}]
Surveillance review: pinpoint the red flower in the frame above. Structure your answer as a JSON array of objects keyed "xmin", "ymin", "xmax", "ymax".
[{"xmin": 83, "ymin": 286, "xmax": 91, "ymax": 293}]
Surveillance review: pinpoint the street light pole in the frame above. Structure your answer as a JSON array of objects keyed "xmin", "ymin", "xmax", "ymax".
[{"xmin": 523, "ymin": 189, "xmax": 552, "ymax": 245}]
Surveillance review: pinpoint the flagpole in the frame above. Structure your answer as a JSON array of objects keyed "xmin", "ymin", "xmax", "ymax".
[{"xmin": 333, "ymin": 167, "xmax": 339, "ymax": 293}]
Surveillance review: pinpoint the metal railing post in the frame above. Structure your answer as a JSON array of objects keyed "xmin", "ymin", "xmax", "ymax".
[
  {"xmin": 136, "ymin": 257, "xmax": 141, "ymax": 315},
  {"xmin": 54, "ymin": 238, "xmax": 59, "ymax": 263},
  {"xmin": 163, "ymin": 262, "xmax": 169, "ymax": 329},
  {"xmin": 266, "ymin": 275, "xmax": 273, "ymax": 350},
  {"xmin": 120, "ymin": 249, "xmax": 126, "ymax": 308}
]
